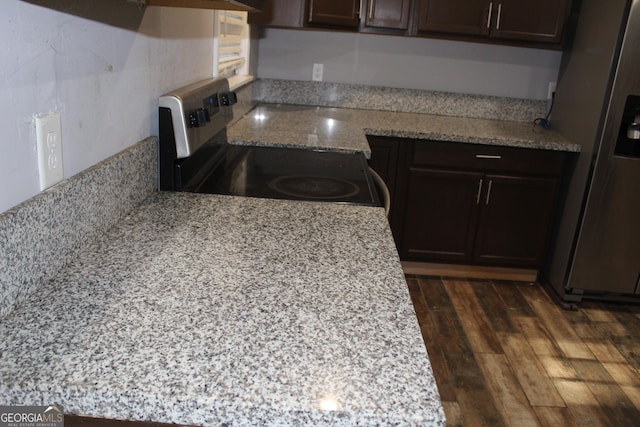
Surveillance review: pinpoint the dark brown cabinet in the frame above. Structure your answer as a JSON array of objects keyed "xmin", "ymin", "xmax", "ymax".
[
  {"xmin": 416, "ymin": 0, "xmax": 571, "ymax": 44},
  {"xmin": 308, "ymin": 0, "xmax": 360, "ymax": 28},
  {"xmin": 367, "ymin": 136, "xmax": 401, "ymax": 207},
  {"xmin": 417, "ymin": 0, "xmax": 491, "ymax": 36},
  {"xmin": 367, "ymin": 135, "xmax": 406, "ymax": 247},
  {"xmin": 365, "ymin": 0, "xmax": 413, "ymax": 31},
  {"xmin": 148, "ymin": 0, "xmax": 263, "ymax": 11},
  {"xmin": 249, "ymin": 0, "xmax": 360, "ymax": 29},
  {"xmin": 251, "ymin": 0, "xmax": 571, "ymax": 47},
  {"xmin": 249, "ymin": 0, "xmax": 305, "ymax": 27},
  {"xmin": 473, "ymin": 174, "xmax": 560, "ymax": 266},
  {"xmin": 371, "ymin": 138, "xmax": 566, "ymax": 269},
  {"xmin": 490, "ymin": 0, "xmax": 571, "ymax": 44},
  {"xmin": 402, "ymin": 168, "xmax": 483, "ymax": 262}
]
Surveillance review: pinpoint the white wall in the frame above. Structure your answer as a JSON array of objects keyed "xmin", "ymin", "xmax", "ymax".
[
  {"xmin": 1, "ymin": 7, "xmax": 563, "ymax": 214},
  {"xmin": 256, "ymin": 28, "xmax": 562, "ymax": 101},
  {"xmin": 0, "ymin": 1, "xmax": 215, "ymax": 214}
]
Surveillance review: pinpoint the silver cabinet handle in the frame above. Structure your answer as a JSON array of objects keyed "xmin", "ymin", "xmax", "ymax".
[
  {"xmin": 496, "ymin": 3, "xmax": 502, "ymax": 30},
  {"xmin": 487, "ymin": 2, "xmax": 493, "ymax": 29},
  {"xmin": 475, "ymin": 154, "xmax": 502, "ymax": 159},
  {"xmin": 368, "ymin": 0, "xmax": 375, "ymax": 20},
  {"xmin": 476, "ymin": 179, "xmax": 484, "ymax": 204},
  {"xmin": 485, "ymin": 180, "xmax": 493, "ymax": 205}
]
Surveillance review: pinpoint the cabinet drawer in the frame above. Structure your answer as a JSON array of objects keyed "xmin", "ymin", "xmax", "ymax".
[{"xmin": 412, "ymin": 140, "xmax": 566, "ymax": 176}]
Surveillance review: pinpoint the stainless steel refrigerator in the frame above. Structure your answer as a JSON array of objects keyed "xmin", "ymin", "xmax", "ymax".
[{"xmin": 543, "ymin": 0, "xmax": 640, "ymax": 303}]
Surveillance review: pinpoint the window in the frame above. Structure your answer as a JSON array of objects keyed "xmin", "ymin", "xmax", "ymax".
[{"xmin": 214, "ymin": 10, "xmax": 252, "ymax": 88}]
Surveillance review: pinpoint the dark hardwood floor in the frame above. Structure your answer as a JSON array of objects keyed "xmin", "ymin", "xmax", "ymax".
[{"xmin": 406, "ymin": 275, "xmax": 640, "ymax": 427}]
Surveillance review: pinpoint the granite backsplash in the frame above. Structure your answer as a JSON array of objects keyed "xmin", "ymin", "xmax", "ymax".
[
  {"xmin": 0, "ymin": 138, "xmax": 157, "ymax": 321},
  {"xmin": 250, "ymin": 79, "xmax": 547, "ymax": 123}
]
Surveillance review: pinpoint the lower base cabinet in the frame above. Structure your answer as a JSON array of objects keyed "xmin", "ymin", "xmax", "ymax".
[
  {"xmin": 402, "ymin": 168, "xmax": 482, "ymax": 262},
  {"xmin": 473, "ymin": 174, "xmax": 560, "ymax": 266},
  {"xmin": 368, "ymin": 137, "xmax": 567, "ymax": 269}
]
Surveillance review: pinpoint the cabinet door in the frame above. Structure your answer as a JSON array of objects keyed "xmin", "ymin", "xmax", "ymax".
[
  {"xmin": 401, "ymin": 168, "xmax": 483, "ymax": 262},
  {"xmin": 416, "ymin": 0, "xmax": 491, "ymax": 36},
  {"xmin": 367, "ymin": 136, "xmax": 400, "ymax": 206},
  {"xmin": 490, "ymin": 0, "xmax": 570, "ymax": 43},
  {"xmin": 308, "ymin": 0, "xmax": 360, "ymax": 28},
  {"xmin": 473, "ymin": 175, "xmax": 559, "ymax": 267},
  {"xmin": 148, "ymin": 0, "xmax": 264, "ymax": 11},
  {"xmin": 365, "ymin": 0, "xmax": 412, "ymax": 30},
  {"xmin": 248, "ymin": 0, "xmax": 305, "ymax": 27}
]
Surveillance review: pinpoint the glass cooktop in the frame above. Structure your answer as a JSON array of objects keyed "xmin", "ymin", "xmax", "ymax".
[{"xmin": 180, "ymin": 143, "xmax": 381, "ymax": 207}]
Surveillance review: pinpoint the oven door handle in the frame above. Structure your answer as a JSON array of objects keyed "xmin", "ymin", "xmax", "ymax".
[{"xmin": 368, "ymin": 167, "xmax": 391, "ymax": 218}]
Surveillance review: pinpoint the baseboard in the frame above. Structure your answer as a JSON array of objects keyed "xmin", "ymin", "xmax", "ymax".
[{"xmin": 401, "ymin": 261, "xmax": 539, "ymax": 282}]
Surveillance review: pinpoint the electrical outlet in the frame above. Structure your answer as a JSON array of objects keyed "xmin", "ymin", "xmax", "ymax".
[
  {"xmin": 312, "ymin": 63, "xmax": 324, "ymax": 82},
  {"xmin": 36, "ymin": 112, "xmax": 64, "ymax": 190},
  {"xmin": 548, "ymin": 82, "xmax": 557, "ymax": 100}
]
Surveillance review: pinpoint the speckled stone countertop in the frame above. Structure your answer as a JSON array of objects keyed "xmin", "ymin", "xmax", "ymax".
[
  {"xmin": 0, "ymin": 192, "xmax": 445, "ymax": 426},
  {"xmin": 227, "ymin": 104, "xmax": 581, "ymax": 157}
]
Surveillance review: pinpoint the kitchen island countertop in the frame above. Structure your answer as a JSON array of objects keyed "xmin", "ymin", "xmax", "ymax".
[
  {"xmin": 0, "ymin": 192, "xmax": 445, "ymax": 426},
  {"xmin": 228, "ymin": 104, "xmax": 581, "ymax": 157}
]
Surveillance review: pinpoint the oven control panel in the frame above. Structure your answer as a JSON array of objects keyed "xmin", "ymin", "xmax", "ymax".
[
  {"xmin": 188, "ymin": 109, "xmax": 208, "ymax": 128},
  {"xmin": 220, "ymin": 91, "xmax": 237, "ymax": 107},
  {"xmin": 187, "ymin": 91, "xmax": 237, "ymax": 128},
  {"xmin": 159, "ymin": 78, "xmax": 235, "ymax": 158},
  {"xmin": 188, "ymin": 94, "xmax": 219, "ymax": 128}
]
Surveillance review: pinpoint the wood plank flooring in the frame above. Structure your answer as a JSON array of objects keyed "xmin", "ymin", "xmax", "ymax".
[{"xmin": 406, "ymin": 275, "xmax": 640, "ymax": 427}]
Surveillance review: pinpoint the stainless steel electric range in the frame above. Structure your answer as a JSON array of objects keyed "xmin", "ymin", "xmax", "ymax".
[{"xmin": 158, "ymin": 78, "xmax": 382, "ymax": 207}]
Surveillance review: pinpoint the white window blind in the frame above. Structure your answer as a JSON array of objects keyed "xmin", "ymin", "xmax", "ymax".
[{"xmin": 215, "ymin": 10, "xmax": 249, "ymax": 79}]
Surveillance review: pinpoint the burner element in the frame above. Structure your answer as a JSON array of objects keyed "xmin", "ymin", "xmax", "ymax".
[{"xmin": 268, "ymin": 175, "xmax": 360, "ymax": 200}]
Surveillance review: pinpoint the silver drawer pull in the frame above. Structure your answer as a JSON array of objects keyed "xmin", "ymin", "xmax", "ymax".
[
  {"xmin": 485, "ymin": 180, "xmax": 493, "ymax": 205},
  {"xmin": 476, "ymin": 154, "xmax": 502, "ymax": 159},
  {"xmin": 487, "ymin": 2, "xmax": 493, "ymax": 29}
]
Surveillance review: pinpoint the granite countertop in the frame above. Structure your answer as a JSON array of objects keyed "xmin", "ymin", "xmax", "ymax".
[
  {"xmin": 227, "ymin": 104, "xmax": 581, "ymax": 157},
  {"xmin": 0, "ymin": 192, "xmax": 445, "ymax": 426}
]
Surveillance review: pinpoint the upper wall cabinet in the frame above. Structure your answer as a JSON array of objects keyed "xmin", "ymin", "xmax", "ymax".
[
  {"xmin": 249, "ymin": 0, "xmax": 305, "ymax": 27},
  {"xmin": 417, "ymin": 0, "xmax": 490, "ymax": 36},
  {"xmin": 144, "ymin": 0, "xmax": 264, "ymax": 11},
  {"xmin": 308, "ymin": 0, "xmax": 360, "ymax": 28},
  {"xmin": 364, "ymin": 0, "xmax": 413, "ymax": 31},
  {"xmin": 249, "ymin": 0, "xmax": 360, "ymax": 29},
  {"xmin": 489, "ymin": 0, "xmax": 571, "ymax": 44},
  {"xmin": 250, "ymin": 0, "xmax": 571, "ymax": 48},
  {"xmin": 416, "ymin": 0, "xmax": 571, "ymax": 44}
]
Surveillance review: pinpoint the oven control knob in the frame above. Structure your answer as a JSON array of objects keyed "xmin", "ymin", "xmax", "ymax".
[
  {"xmin": 188, "ymin": 108, "xmax": 208, "ymax": 128},
  {"xmin": 220, "ymin": 91, "xmax": 237, "ymax": 106}
]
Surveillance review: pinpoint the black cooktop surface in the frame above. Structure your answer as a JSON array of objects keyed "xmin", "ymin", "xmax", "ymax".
[{"xmin": 179, "ymin": 144, "xmax": 380, "ymax": 207}]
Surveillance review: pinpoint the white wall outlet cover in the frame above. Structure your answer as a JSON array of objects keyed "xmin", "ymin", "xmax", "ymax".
[
  {"xmin": 548, "ymin": 82, "xmax": 557, "ymax": 99},
  {"xmin": 312, "ymin": 63, "xmax": 324, "ymax": 82},
  {"xmin": 36, "ymin": 112, "xmax": 64, "ymax": 191}
]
